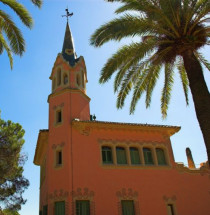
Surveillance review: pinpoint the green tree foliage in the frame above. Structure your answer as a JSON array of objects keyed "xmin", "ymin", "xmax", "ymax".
[
  {"xmin": 1, "ymin": 209, "xmax": 20, "ymax": 215},
  {"xmin": 0, "ymin": 114, "xmax": 29, "ymax": 212},
  {"xmin": 91, "ymin": 0, "xmax": 210, "ymax": 165},
  {"xmin": 0, "ymin": 0, "xmax": 43, "ymax": 69}
]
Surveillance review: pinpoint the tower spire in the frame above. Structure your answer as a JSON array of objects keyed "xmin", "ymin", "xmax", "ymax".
[{"xmin": 62, "ymin": 9, "xmax": 76, "ymax": 66}]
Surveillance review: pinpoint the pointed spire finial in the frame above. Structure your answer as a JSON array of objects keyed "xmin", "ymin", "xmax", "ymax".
[{"xmin": 62, "ymin": 8, "xmax": 73, "ymax": 22}]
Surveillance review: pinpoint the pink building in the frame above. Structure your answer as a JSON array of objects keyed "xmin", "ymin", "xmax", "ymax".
[{"xmin": 34, "ymin": 22, "xmax": 210, "ymax": 215}]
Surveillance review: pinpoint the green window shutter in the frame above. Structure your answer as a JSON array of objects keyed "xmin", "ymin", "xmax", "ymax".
[
  {"xmin": 102, "ymin": 146, "xmax": 113, "ymax": 164},
  {"xmin": 156, "ymin": 148, "xmax": 167, "ymax": 165},
  {"xmin": 39, "ymin": 211, "xmax": 42, "ymax": 215},
  {"xmin": 43, "ymin": 205, "xmax": 48, "ymax": 215},
  {"xmin": 55, "ymin": 201, "xmax": 65, "ymax": 215},
  {"xmin": 116, "ymin": 147, "xmax": 127, "ymax": 164},
  {"xmin": 130, "ymin": 147, "xmax": 141, "ymax": 165},
  {"xmin": 121, "ymin": 200, "xmax": 135, "ymax": 215},
  {"xmin": 76, "ymin": 200, "xmax": 90, "ymax": 215},
  {"xmin": 143, "ymin": 148, "xmax": 154, "ymax": 165}
]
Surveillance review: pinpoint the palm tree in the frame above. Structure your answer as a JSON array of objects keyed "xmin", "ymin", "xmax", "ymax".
[
  {"xmin": 0, "ymin": 0, "xmax": 42, "ymax": 69},
  {"xmin": 90, "ymin": 0, "xmax": 210, "ymax": 166}
]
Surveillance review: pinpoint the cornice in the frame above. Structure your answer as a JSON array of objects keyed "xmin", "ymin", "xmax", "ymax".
[
  {"xmin": 48, "ymin": 88, "xmax": 91, "ymax": 103},
  {"xmin": 34, "ymin": 130, "xmax": 49, "ymax": 166},
  {"xmin": 72, "ymin": 120, "xmax": 180, "ymax": 137},
  {"xmin": 175, "ymin": 163, "xmax": 210, "ymax": 175}
]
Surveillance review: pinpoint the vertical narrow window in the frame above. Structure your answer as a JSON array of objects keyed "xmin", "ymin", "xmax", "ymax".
[
  {"xmin": 56, "ymin": 150, "xmax": 62, "ymax": 166},
  {"xmin": 102, "ymin": 146, "xmax": 113, "ymax": 164},
  {"xmin": 55, "ymin": 201, "xmax": 65, "ymax": 215},
  {"xmin": 130, "ymin": 147, "xmax": 141, "ymax": 165},
  {"xmin": 116, "ymin": 147, "xmax": 127, "ymax": 164},
  {"xmin": 82, "ymin": 71, "xmax": 85, "ymax": 88},
  {"xmin": 57, "ymin": 68, "xmax": 61, "ymax": 86},
  {"xmin": 167, "ymin": 204, "xmax": 175, "ymax": 215},
  {"xmin": 77, "ymin": 74, "xmax": 81, "ymax": 86},
  {"xmin": 63, "ymin": 74, "xmax": 68, "ymax": 85},
  {"xmin": 143, "ymin": 148, "xmax": 154, "ymax": 165},
  {"xmin": 56, "ymin": 110, "xmax": 62, "ymax": 124},
  {"xmin": 43, "ymin": 205, "xmax": 48, "ymax": 215},
  {"xmin": 156, "ymin": 148, "xmax": 167, "ymax": 165},
  {"xmin": 76, "ymin": 200, "xmax": 90, "ymax": 215},
  {"xmin": 121, "ymin": 200, "xmax": 135, "ymax": 215}
]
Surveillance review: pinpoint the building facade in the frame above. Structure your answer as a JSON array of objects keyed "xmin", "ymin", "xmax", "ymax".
[{"xmin": 34, "ymin": 22, "xmax": 210, "ymax": 215}]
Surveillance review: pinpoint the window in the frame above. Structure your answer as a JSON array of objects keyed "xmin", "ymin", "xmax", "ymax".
[
  {"xmin": 156, "ymin": 148, "xmax": 167, "ymax": 165},
  {"xmin": 55, "ymin": 201, "xmax": 65, "ymax": 215},
  {"xmin": 56, "ymin": 150, "xmax": 62, "ymax": 166},
  {"xmin": 57, "ymin": 68, "xmax": 61, "ymax": 86},
  {"xmin": 167, "ymin": 204, "xmax": 175, "ymax": 215},
  {"xmin": 39, "ymin": 211, "xmax": 42, "ymax": 215},
  {"xmin": 130, "ymin": 147, "xmax": 141, "ymax": 165},
  {"xmin": 121, "ymin": 200, "xmax": 135, "ymax": 215},
  {"xmin": 76, "ymin": 200, "xmax": 90, "ymax": 215},
  {"xmin": 43, "ymin": 205, "xmax": 48, "ymax": 215},
  {"xmin": 143, "ymin": 148, "xmax": 154, "ymax": 165},
  {"xmin": 56, "ymin": 110, "xmax": 62, "ymax": 124},
  {"xmin": 116, "ymin": 147, "xmax": 127, "ymax": 164},
  {"xmin": 63, "ymin": 74, "xmax": 68, "ymax": 85},
  {"xmin": 102, "ymin": 146, "xmax": 113, "ymax": 164},
  {"xmin": 77, "ymin": 74, "xmax": 81, "ymax": 86}
]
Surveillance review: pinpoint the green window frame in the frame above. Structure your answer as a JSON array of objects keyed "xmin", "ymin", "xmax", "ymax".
[
  {"xmin": 102, "ymin": 146, "xmax": 113, "ymax": 164},
  {"xmin": 130, "ymin": 147, "xmax": 141, "ymax": 165},
  {"xmin": 116, "ymin": 147, "xmax": 127, "ymax": 164},
  {"xmin": 43, "ymin": 205, "xmax": 48, "ymax": 215},
  {"xmin": 76, "ymin": 200, "xmax": 90, "ymax": 215},
  {"xmin": 156, "ymin": 148, "xmax": 167, "ymax": 165},
  {"xmin": 143, "ymin": 148, "xmax": 154, "ymax": 165},
  {"xmin": 55, "ymin": 201, "xmax": 65, "ymax": 215},
  {"xmin": 121, "ymin": 200, "xmax": 135, "ymax": 215}
]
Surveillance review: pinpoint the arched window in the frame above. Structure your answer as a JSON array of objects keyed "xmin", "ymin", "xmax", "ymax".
[
  {"xmin": 57, "ymin": 68, "xmax": 61, "ymax": 86},
  {"xmin": 156, "ymin": 148, "xmax": 167, "ymax": 165},
  {"xmin": 101, "ymin": 146, "xmax": 113, "ymax": 164},
  {"xmin": 52, "ymin": 77, "xmax": 56, "ymax": 91},
  {"xmin": 130, "ymin": 147, "xmax": 141, "ymax": 165},
  {"xmin": 76, "ymin": 74, "xmax": 81, "ymax": 87},
  {"xmin": 116, "ymin": 147, "xmax": 127, "ymax": 164},
  {"xmin": 63, "ymin": 74, "xmax": 68, "ymax": 85},
  {"xmin": 143, "ymin": 148, "xmax": 154, "ymax": 165}
]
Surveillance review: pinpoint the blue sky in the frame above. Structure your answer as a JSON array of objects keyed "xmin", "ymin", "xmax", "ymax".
[{"xmin": 0, "ymin": 0, "xmax": 209, "ymax": 214}]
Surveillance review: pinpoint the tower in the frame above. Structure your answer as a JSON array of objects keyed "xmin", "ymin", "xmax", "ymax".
[{"xmin": 34, "ymin": 20, "xmax": 90, "ymax": 215}]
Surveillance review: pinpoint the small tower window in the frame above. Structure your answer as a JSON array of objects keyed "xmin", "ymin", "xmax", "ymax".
[
  {"xmin": 56, "ymin": 110, "xmax": 62, "ymax": 124},
  {"xmin": 56, "ymin": 150, "xmax": 62, "ymax": 166},
  {"xmin": 63, "ymin": 74, "xmax": 68, "ymax": 85},
  {"xmin": 57, "ymin": 68, "xmax": 61, "ymax": 86},
  {"xmin": 76, "ymin": 74, "xmax": 81, "ymax": 87}
]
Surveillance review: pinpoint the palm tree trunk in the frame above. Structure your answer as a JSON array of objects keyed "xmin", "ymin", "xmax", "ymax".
[{"xmin": 183, "ymin": 50, "xmax": 210, "ymax": 168}]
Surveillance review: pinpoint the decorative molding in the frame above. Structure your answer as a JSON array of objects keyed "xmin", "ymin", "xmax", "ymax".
[
  {"xmin": 116, "ymin": 188, "xmax": 138, "ymax": 200},
  {"xmin": 51, "ymin": 142, "xmax": 65, "ymax": 150},
  {"xmin": 71, "ymin": 188, "xmax": 95, "ymax": 215},
  {"xmin": 163, "ymin": 195, "xmax": 177, "ymax": 202},
  {"xmin": 175, "ymin": 163, "xmax": 210, "ymax": 175},
  {"xmin": 48, "ymin": 189, "xmax": 69, "ymax": 201}
]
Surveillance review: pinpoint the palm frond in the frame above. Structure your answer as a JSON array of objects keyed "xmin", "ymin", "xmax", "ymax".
[
  {"xmin": 194, "ymin": 51, "xmax": 210, "ymax": 71},
  {"xmin": 0, "ymin": 0, "xmax": 33, "ymax": 28},
  {"xmin": 161, "ymin": 63, "xmax": 174, "ymax": 119},
  {"xmin": 100, "ymin": 39, "xmax": 157, "ymax": 83},
  {"xmin": 0, "ymin": 10, "xmax": 25, "ymax": 55},
  {"xmin": 90, "ymin": 14, "xmax": 156, "ymax": 47},
  {"xmin": 0, "ymin": 34, "xmax": 13, "ymax": 69},
  {"xmin": 145, "ymin": 64, "xmax": 161, "ymax": 108},
  {"xmin": 177, "ymin": 58, "xmax": 189, "ymax": 105},
  {"xmin": 31, "ymin": 0, "xmax": 43, "ymax": 8}
]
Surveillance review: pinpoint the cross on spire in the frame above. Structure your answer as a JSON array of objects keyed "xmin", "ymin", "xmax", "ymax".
[{"xmin": 62, "ymin": 8, "xmax": 73, "ymax": 22}]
